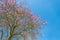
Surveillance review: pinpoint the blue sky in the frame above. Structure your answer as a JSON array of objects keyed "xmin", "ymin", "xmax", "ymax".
[{"xmin": 17, "ymin": 0, "xmax": 60, "ymax": 40}]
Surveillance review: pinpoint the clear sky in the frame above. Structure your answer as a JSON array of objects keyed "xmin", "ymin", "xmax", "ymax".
[{"xmin": 17, "ymin": 0, "xmax": 60, "ymax": 40}]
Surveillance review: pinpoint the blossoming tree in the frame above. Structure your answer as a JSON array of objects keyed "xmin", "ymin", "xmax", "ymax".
[{"xmin": 0, "ymin": 0, "xmax": 45, "ymax": 40}]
